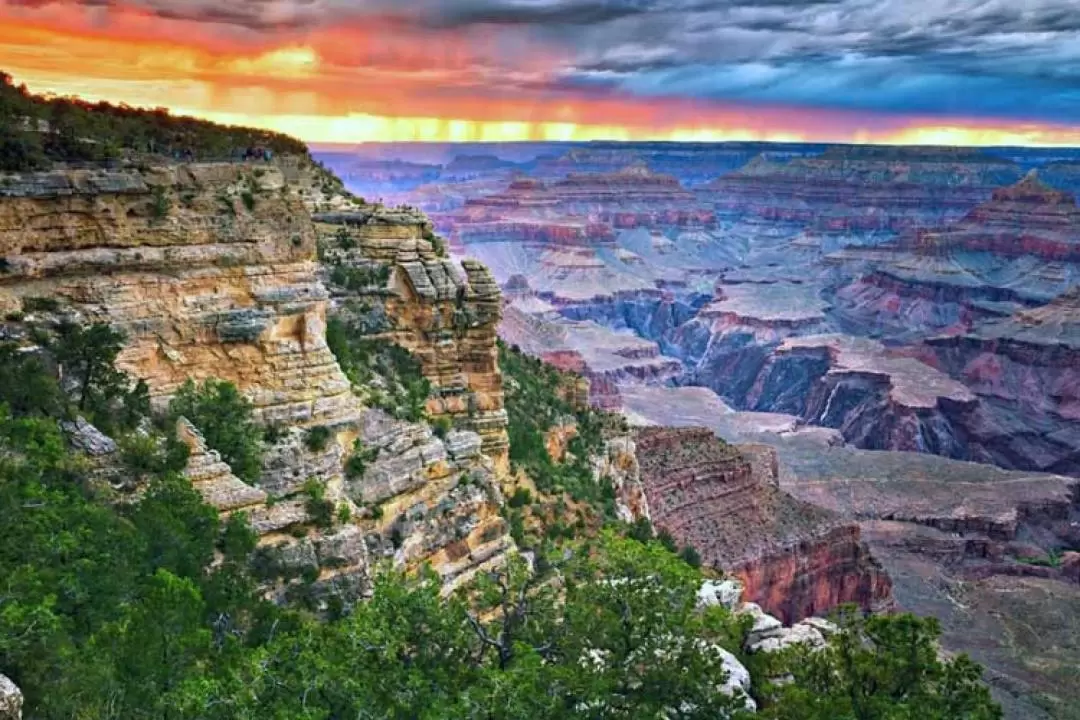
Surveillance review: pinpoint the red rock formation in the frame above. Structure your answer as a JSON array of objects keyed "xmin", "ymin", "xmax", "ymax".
[
  {"xmin": 906, "ymin": 171, "xmax": 1080, "ymax": 260},
  {"xmin": 635, "ymin": 427, "xmax": 892, "ymax": 623}
]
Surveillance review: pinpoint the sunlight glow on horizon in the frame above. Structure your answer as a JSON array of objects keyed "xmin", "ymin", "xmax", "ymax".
[{"xmin": 3, "ymin": 13, "xmax": 1079, "ymax": 150}]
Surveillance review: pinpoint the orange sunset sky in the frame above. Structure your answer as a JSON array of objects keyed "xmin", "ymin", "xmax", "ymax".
[{"xmin": 2, "ymin": 0, "xmax": 1079, "ymax": 147}]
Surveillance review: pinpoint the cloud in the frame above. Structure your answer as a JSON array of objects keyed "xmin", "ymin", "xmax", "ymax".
[{"xmin": 1, "ymin": 0, "xmax": 1078, "ymax": 128}]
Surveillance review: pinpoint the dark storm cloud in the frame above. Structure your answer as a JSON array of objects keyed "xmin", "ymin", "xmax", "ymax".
[{"xmin": 8, "ymin": 0, "xmax": 1079, "ymax": 123}]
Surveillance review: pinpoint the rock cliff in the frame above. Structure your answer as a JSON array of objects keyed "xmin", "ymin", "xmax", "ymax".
[
  {"xmin": 311, "ymin": 208, "xmax": 510, "ymax": 469},
  {"xmin": 0, "ymin": 159, "xmax": 512, "ymax": 596},
  {"xmin": 906, "ymin": 171, "xmax": 1080, "ymax": 261},
  {"xmin": 634, "ymin": 426, "xmax": 892, "ymax": 623}
]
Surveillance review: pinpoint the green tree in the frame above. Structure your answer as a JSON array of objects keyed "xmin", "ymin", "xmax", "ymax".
[
  {"xmin": 49, "ymin": 321, "xmax": 147, "ymax": 433},
  {"xmin": 0, "ymin": 342, "xmax": 66, "ymax": 418},
  {"xmin": 169, "ymin": 378, "xmax": 264, "ymax": 483},
  {"xmin": 88, "ymin": 570, "xmax": 213, "ymax": 719},
  {"xmin": 763, "ymin": 609, "xmax": 1002, "ymax": 720}
]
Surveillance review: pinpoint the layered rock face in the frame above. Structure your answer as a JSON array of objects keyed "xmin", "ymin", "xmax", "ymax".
[
  {"xmin": 927, "ymin": 288, "xmax": 1080, "ymax": 473},
  {"xmin": 634, "ymin": 427, "xmax": 892, "ymax": 623},
  {"xmin": 744, "ymin": 335, "xmax": 979, "ymax": 457},
  {"xmin": 0, "ymin": 160, "xmax": 512, "ymax": 597},
  {"xmin": 0, "ymin": 162, "xmax": 358, "ymax": 436},
  {"xmin": 313, "ymin": 209, "xmax": 510, "ymax": 469},
  {"xmin": 530, "ymin": 142, "xmax": 823, "ymax": 186},
  {"xmin": 434, "ymin": 165, "xmax": 714, "ymax": 272},
  {"xmin": 897, "ymin": 171, "xmax": 1080, "ymax": 261},
  {"xmin": 706, "ymin": 146, "xmax": 1022, "ymax": 231}
]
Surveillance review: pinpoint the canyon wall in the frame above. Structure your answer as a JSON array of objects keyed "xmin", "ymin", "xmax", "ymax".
[
  {"xmin": 634, "ymin": 426, "xmax": 892, "ymax": 623},
  {"xmin": 0, "ymin": 160, "xmax": 512, "ymax": 600}
]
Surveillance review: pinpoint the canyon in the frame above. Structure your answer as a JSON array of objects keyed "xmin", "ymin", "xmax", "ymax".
[{"xmin": 315, "ymin": 139, "xmax": 1080, "ymax": 718}]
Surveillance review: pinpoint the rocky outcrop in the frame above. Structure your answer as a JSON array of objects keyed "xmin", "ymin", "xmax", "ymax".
[
  {"xmin": 0, "ymin": 162, "xmax": 359, "ymax": 438},
  {"xmin": 905, "ymin": 171, "xmax": 1080, "ymax": 261},
  {"xmin": 350, "ymin": 409, "xmax": 509, "ymax": 592},
  {"xmin": 0, "ymin": 160, "xmax": 515, "ymax": 597},
  {"xmin": 0, "ymin": 674, "xmax": 20, "ymax": 720},
  {"xmin": 926, "ymin": 288, "xmax": 1080, "ymax": 473},
  {"xmin": 634, "ymin": 427, "xmax": 891, "ymax": 623},
  {"xmin": 313, "ymin": 209, "xmax": 510, "ymax": 470},
  {"xmin": 699, "ymin": 578, "xmax": 840, "ymax": 656}
]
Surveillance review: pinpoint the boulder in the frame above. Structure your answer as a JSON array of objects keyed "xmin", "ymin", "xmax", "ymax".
[
  {"xmin": 316, "ymin": 525, "xmax": 367, "ymax": 569},
  {"xmin": 61, "ymin": 416, "xmax": 117, "ymax": 456},
  {"xmin": 748, "ymin": 622, "xmax": 825, "ymax": 654},
  {"xmin": 739, "ymin": 602, "xmax": 783, "ymax": 647},
  {"xmin": 0, "ymin": 674, "xmax": 21, "ymax": 720},
  {"xmin": 715, "ymin": 647, "xmax": 757, "ymax": 712},
  {"xmin": 444, "ymin": 430, "xmax": 482, "ymax": 461},
  {"xmin": 697, "ymin": 579, "xmax": 743, "ymax": 611}
]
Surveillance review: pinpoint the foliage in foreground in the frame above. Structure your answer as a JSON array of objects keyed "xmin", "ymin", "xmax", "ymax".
[{"xmin": 0, "ymin": 320, "xmax": 1001, "ymax": 719}]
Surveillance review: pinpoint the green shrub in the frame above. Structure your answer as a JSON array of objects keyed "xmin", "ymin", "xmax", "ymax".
[
  {"xmin": 150, "ymin": 186, "xmax": 170, "ymax": 221},
  {"xmin": 432, "ymin": 416, "xmax": 453, "ymax": 440},
  {"xmin": 262, "ymin": 423, "xmax": 286, "ymax": 445},
  {"xmin": 169, "ymin": 378, "xmax": 264, "ymax": 483},
  {"xmin": 0, "ymin": 342, "xmax": 66, "ymax": 419},
  {"xmin": 346, "ymin": 439, "xmax": 379, "ymax": 480},
  {"xmin": 119, "ymin": 432, "xmax": 190, "ymax": 479},
  {"xmin": 304, "ymin": 425, "xmax": 332, "ymax": 453},
  {"xmin": 219, "ymin": 512, "xmax": 258, "ymax": 561},
  {"xmin": 240, "ymin": 190, "xmax": 256, "ymax": 212},
  {"xmin": 22, "ymin": 295, "xmax": 60, "ymax": 313},
  {"xmin": 303, "ymin": 478, "xmax": 334, "ymax": 528},
  {"xmin": 328, "ymin": 263, "xmax": 391, "ymax": 292},
  {"xmin": 335, "ymin": 226, "xmax": 356, "ymax": 250},
  {"xmin": 678, "ymin": 544, "xmax": 702, "ymax": 569},
  {"xmin": 508, "ymin": 487, "xmax": 532, "ymax": 508}
]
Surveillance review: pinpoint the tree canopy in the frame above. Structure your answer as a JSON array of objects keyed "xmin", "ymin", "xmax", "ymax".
[{"xmin": 0, "ymin": 71, "xmax": 307, "ymax": 170}]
